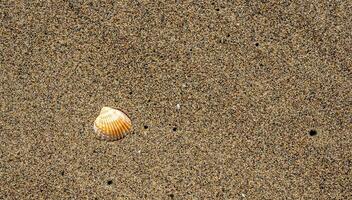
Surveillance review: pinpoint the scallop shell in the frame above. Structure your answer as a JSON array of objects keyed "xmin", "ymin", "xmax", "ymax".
[{"xmin": 94, "ymin": 106, "xmax": 132, "ymax": 141}]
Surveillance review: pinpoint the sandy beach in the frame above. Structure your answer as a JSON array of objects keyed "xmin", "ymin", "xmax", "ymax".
[{"xmin": 1, "ymin": 1, "xmax": 351, "ymax": 199}]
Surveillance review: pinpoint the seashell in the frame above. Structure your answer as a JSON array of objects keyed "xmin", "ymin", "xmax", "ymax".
[{"xmin": 94, "ymin": 106, "xmax": 132, "ymax": 141}]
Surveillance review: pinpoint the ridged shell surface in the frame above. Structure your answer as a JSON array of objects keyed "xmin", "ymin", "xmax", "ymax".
[{"xmin": 94, "ymin": 107, "xmax": 132, "ymax": 141}]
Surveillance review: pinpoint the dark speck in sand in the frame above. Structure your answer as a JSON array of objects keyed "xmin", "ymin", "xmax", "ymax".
[{"xmin": 309, "ymin": 129, "xmax": 318, "ymax": 136}]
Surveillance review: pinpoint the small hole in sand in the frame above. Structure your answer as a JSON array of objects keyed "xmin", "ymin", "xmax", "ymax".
[{"xmin": 309, "ymin": 129, "xmax": 318, "ymax": 136}]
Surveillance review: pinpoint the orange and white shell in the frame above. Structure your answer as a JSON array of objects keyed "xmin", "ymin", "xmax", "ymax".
[{"xmin": 93, "ymin": 107, "xmax": 132, "ymax": 141}]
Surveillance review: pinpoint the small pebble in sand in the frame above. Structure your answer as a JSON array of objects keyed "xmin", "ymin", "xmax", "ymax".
[{"xmin": 176, "ymin": 104, "xmax": 181, "ymax": 110}]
